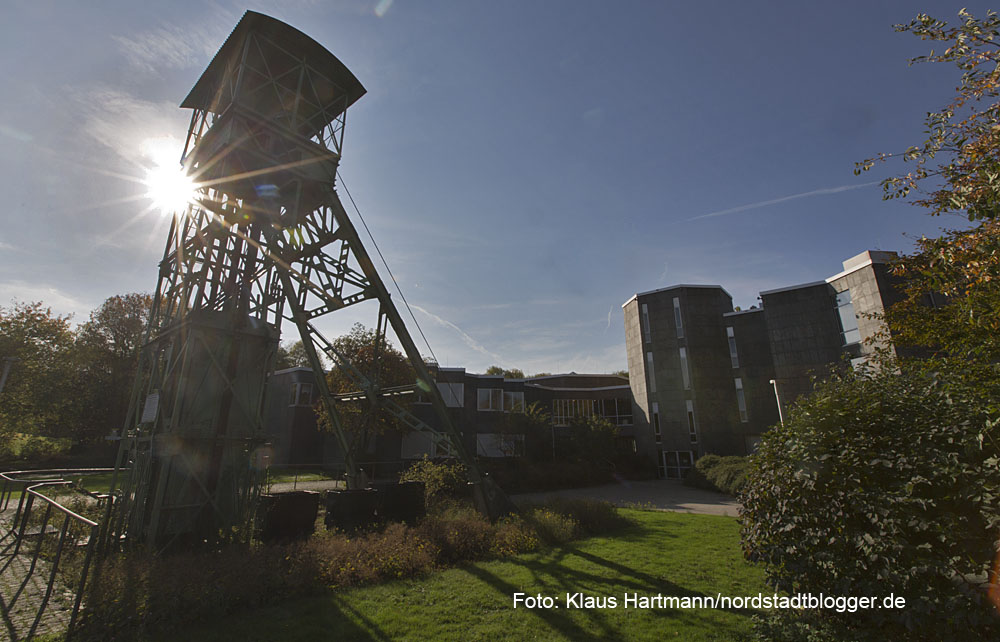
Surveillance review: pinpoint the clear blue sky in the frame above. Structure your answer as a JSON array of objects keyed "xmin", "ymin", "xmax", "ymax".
[{"xmin": 0, "ymin": 1, "xmax": 988, "ymax": 374}]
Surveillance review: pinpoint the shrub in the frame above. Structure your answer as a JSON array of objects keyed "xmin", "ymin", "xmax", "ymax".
[
  {"xmin": 741, "ymin": 359, "xmax": 1000, "ymax": 640},
  {"xmin": 399, "ymin": 457, "xmax": 468, "ymax": 504},
  {"xmin": 683, "ymin": 454, "xmax": 748, "ymax": 496},
  {"xmin": 539, "ymin": 498, "xmax": 632, "ymax": 535},
  {"xmin": 490, "ymin": 516, "xmax": 540, "ymax": 556},
  {"xmin": 416, "ymin": 508, "xmax": 493, "ymax": 564},
  {"xmin": 526, "ymin": 508, "xmax": 578, "ymax": 544}
]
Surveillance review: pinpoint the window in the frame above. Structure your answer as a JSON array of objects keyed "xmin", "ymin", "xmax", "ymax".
[
  {"xmin": 599, "ymin": 398, "xmax": 633, "ymax": 426},
  {"xmin": 735, "ymin": 377, "xmax": 748, "ymax": 422},
  {"xmin": 503, "ymin": 390, "xmax": 524, "ymax": 412},
  {"xmin": 673, "ymin": 297, "xmax": 684, "ymax": 338},
  {"xmin": 641, "ymin": 303, "xmax": 652, "ymax": 343},
  {"xmin": 436, "ymin": 382, "xmax": 464, "ymax": 408},
  {"xmin": 476, "ymin": 433, "xmax": 525, "ymax": 457},
  {"xmin": 663, "ymin": 451, "xmax": 694, "ymax": 479},
  {"xmin": 646, "ymin": 351, "xmax": 656, "ymax": 393},
  {"xmin": 477, "ymin": 388, "xmax": 503, "ymax": 411},
  {"xmin": 727, "ymin": 326, "xmax": 739, "ymax": 369},
  {"xmin": 289, "ymin": 382, "xmax": 312, "ymax": 406},
  {"xmin": 679, "ymin": 347, "xmax": 691, "ymax": 390},
  {"xmin": 835, "ymin": 289, "xmax": 861, "ymax": 345},
  {"xmin": 400, "ymin": 431, "xmax": 435, "ymax": 459},
  {"xmin": 552, "ymin": 398, "xmax": 595, "ymax": 426},
  {"xmin": 652, "ymin": 402, "xmax": 661, "ymax": 444},
  {"xmin": 686, "ymin": 400, "xmax": 698, "ymax": 443}
]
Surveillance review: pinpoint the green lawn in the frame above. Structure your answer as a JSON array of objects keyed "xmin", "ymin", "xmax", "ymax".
[{"xmin": 169, "ymin": 510, "xmax": 767, "ymax": 641}]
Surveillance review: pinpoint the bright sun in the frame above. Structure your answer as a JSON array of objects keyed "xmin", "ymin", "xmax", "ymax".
[
  {"xmin": 141, "ymin": 138, "xmax": 197, "ymax": 216},
  {"xmin": 144, "ymin": 165, "xmax": 196, "ymax": 216}
]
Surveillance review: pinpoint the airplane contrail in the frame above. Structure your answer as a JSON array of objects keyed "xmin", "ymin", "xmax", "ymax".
[
  {"xmin": 687, "ymin": 180, "xmax": 881, "ymax": 222},
  {"xmin": 410, "ymin": 304, "xmax": 505, "ymax": 363}
]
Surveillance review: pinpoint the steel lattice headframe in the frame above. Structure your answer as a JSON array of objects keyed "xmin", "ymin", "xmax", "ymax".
[{"xmin": 107, "ymin": 11, "xmax": 509, "ymax": 551}]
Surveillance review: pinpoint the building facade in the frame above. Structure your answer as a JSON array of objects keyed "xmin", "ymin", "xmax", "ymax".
[
  {"xmin": 263, "ymin": 367, "xmax": 633, "ymax": 471},
  {"xmin": 624, "ymin": 250, "xmax": 900, "ymax": 476}
]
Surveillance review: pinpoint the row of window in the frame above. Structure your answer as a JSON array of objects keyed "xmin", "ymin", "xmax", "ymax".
[
  {"xmin": 640, "ymin": 297, "xmax": 685, "ymax": 345},
  {"xmin": 477, "ymin": 388, "xmax": 524, "ymax": 412},
  {"xmin": 645, "ymin": 345, "xmax": 692, "ymax": 394},
  {"xmin": 551, "ymin": 397, "xmax": 633, "ymax": 427}
]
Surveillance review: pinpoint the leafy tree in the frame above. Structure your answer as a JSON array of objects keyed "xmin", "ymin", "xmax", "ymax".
[
  {"xmin": 72, "ymin": 293, "xmax": 152, "ymax": 443},
  {"xmin": 0, "ymin": 301, "xmax": 77, "ymax": 447},
  {"xmin": 611, "ymin": 369, "xmax": 628, "ymax": 380},
  {"xmin": 275, "ymin": 339, "xmax": 311, "ymax": 370},
  {"xmin": 856, "ymin": 8, "xmax": 1000, "ymax": 221},
  {"xmin": 878, "ymin": 220, "xmax": 1000, "ymax": 364},
  {"xmin": 562, "ymin": 415, "xmax": 619, "ymax": 465},
  {"xmin": 319, "ymin": 323, "xmax": 415, "ymax": 458},
  {"xmin": 742, "ymin": 11, "xmax": 1000, "ymax": 639},
  {"xmin": 484, "ymin": 365, "xmax": 525, "ymax": 379}
]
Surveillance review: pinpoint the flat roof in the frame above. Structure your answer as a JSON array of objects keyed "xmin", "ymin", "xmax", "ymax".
[
  {"xmin": 272, "ymin": 366, "xmax": 313, "ymax": 375},
  {"xmin": 722, "ymin": 307, "xmax": 763, "ymax": 317},
  {"xmin": 622, "ymin": 284, "xmax": 733, "ymax": 308},
  {"xmin": 758, "ymin": 280, "xmax": 828, "ymax": 297},
  {"xmin": 525, "ymin": 383, "xmax": 631, "ymax": 392}
]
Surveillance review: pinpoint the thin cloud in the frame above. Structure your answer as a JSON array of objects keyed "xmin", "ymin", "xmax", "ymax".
[
  {"xmin": 409, "ymin": 304, "xmax": 504, "ymax": 363},
  {"xmin": 0, "ymin": 281, "xmax": 93, "ymax": 321},
  {"xmin": 113, "ymin": 16, "xmax": 232, "ymax": 73},
  {"xmin": 604, "ymin": 305, "xmax": 612, "ymax": 332},
  {"xmin": 73, "ymin": 87, "xmax": 189, "ymax": 166},
  {"xmin": 688, "ymin": 180, "xmax": 881, "ymax": 222}
]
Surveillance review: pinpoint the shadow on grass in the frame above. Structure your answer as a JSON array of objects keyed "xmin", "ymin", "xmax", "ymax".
[{"xmin": 456, "ymin": 517, "xmax": 754, "ymax": 641}]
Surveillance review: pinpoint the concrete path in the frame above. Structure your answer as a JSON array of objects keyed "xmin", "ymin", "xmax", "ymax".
[
  {"xmin": 512, "ymin": 479, "xmax": 741, "ymax": 517},
  {"xmin": 267, "ymin": 479, "xmax": 343, "ymax": 494},
  {"xmin": 266, "ymin": 478, "xmax": 741, "ymax": 517}
]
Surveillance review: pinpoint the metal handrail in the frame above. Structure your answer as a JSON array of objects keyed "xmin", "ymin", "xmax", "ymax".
[{"xmin": 0, "ymin": 469, "xmax": 115, "ymax": 638}]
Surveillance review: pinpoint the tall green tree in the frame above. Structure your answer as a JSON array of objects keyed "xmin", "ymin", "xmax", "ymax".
[
  {"xmin": 743, "ymin": 10, "xmax": 1000, "ymax": 640},
  {"xmin": 319, "ymin": 323, "xmax": 415, "ymax": 459},
  {"xmin": 0, "ymin": 301, "xmax": 77, "ymax": 446},
  {"xmin": 72, "ymin": 293, "xmax": 153, "ymax": 443}
]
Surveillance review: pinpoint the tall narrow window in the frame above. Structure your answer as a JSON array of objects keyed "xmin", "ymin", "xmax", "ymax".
[
  {"xmin": 641, "ymin": 303, "xmax": 652, "ymax": 344},
  {"xmin": 835, "ymin": 290, "xmax": 861, "ymax": 345},
  {"xmin": 646, "ymin": 351, "xmax": 656, "ymax": 393},
  {"xmin": 686, "ymin": 400, "xmax": 698, "ymax": 443},
  {"xmin": 678, "ymin": 347, "xmax": 691, "ymax": 390},
  {"xmin": 673, "ymin": 297, "xmax": 684, "ymax": 339},
  {"xmin": 652, "ymin": 402, "xmax": 661, "ymax": 444},
  {"xmin": 735, "ymin": 377, "xmax": 748, "ymax": 422},
  {"xmin": 726, "ymin": 326, "xmax": 739, "ymax": 368}
]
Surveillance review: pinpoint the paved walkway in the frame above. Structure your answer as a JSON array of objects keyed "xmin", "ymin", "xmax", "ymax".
[
  {"xmin": 0, "ymin": 510, "xmax": 75, "ymax": 641},
  {"xmin": 512, "ymin": 479, "xmax": 741, "ymax": 517},
  {"xmin": 268, "ymin": 479, "xmax": 740, "ymax": 517},
  {"xmin": 267, "ymin": 479, "xmax": 343, "ymax": 494}
]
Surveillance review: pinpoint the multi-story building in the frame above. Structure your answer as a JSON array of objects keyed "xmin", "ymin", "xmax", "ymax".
[
  {"xmin": 623, "ymin": 250, "xmax": 900, "ymax": 477},
  {"xmin": 262, "ymin": 367, "xmax": 634, "ymax": 470}
]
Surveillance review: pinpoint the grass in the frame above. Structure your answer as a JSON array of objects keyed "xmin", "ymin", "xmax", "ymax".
[{"xmin": 165, "ymin": 510, "xmax": 766, "ymax": 641}]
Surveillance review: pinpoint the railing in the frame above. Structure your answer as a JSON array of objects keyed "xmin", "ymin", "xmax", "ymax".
[{"xmin": 0, "ymin": 468, "xmax": 116, "ymax": 639}]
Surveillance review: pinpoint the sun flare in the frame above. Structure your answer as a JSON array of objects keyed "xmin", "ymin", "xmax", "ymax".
[
  {"xmin": 141, "ymin": 137, "xmax": 197, "ymax": 216},
  {"xmin": 144, "ymin": 164, "xmax": 196, "ymax": 216}
]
